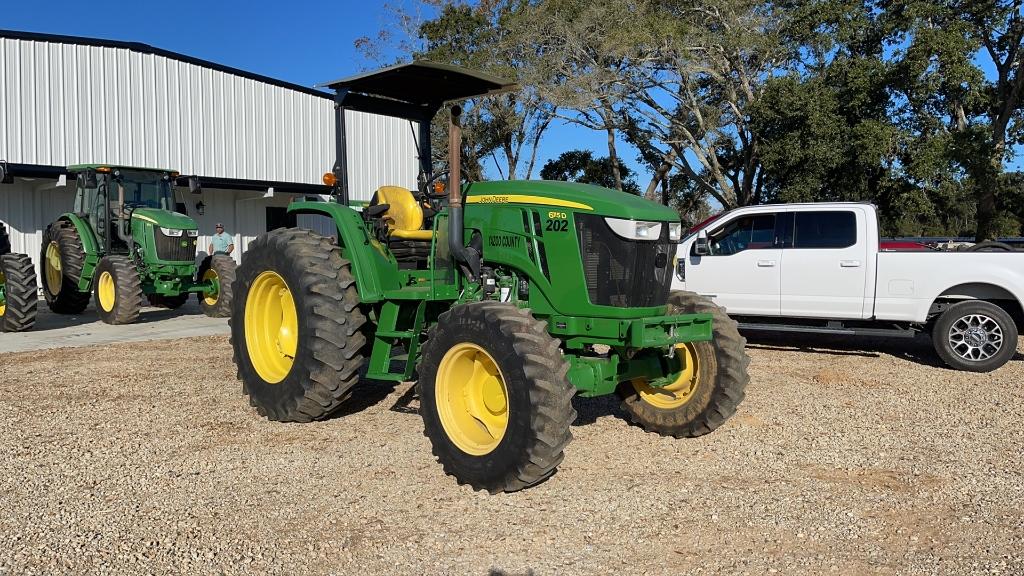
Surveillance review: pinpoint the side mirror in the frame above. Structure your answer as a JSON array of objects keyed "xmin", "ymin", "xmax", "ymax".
[
  {"xmin": 189, "ymin": 176, "xmax": 202, "ymax": 195},
  {"xmin": 0, "ymin": 161, "xmax": 9, "ymax": 184},
  {"xmin": 84, "ymin": 171, "xmax": 98, "ymax": 189},
  {"xmin": 694, "ymin": 230, "xmax": 710, "ymax": 256}
]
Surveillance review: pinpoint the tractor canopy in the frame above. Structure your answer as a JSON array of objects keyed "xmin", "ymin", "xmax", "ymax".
[{"xmin": 319, "ymin": 60, "xmax": 516, "ymax": 121}]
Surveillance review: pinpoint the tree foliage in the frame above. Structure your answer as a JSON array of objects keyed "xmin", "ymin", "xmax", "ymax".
[
  {"xmin": 539, "ymin": 149, "xmax": 641, "ymax": 194},
  {"xmin": 358, "ymin": 0, "xmax": 1024, "ymax": 237}
]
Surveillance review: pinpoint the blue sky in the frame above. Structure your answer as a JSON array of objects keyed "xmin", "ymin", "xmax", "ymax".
[
  {"xmin": 4, "ymin": 1, "xmax": 1018, "ymax": 186},
  {"xmin": 2, "ymin": 0, "xmax": 628, "ymax": 182}
]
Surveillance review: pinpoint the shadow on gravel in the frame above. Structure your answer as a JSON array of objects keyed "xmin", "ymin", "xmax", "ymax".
[
  {"xmin": 324, "ymin": 378, "xmax": 403, "ymax": 420},
  {"xmin": 32, "ymin": 299, "xmax": 205, "ymax": 331},
  {"xmin": 571, "ymin": 394, "xmax": 626, "ymax": 427},
  {"xmin": 743, "ymin": 331, "xmax": 954, "ymax": 368}
]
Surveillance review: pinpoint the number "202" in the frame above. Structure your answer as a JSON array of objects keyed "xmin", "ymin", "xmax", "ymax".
[{"xmin": 545, "ymin": 219, "xmax": 569, "ymax": 232}]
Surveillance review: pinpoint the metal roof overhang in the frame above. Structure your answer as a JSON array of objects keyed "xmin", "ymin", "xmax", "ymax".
[{"xmin": 319, "ymin": 61, "xmax": 516, "ymax": 121}]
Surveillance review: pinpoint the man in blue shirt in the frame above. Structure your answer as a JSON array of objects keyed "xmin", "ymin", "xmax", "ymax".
[{"xmin": 208, "ymin": 223, "xmax": 234, "ymax": 256}]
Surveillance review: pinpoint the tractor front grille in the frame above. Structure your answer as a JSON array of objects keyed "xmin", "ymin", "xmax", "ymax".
[
  {"xmin": 154, "ymin": 229, "xmax": 198, "ymax": 262},
  {"xmin": 575, "ymin": 213, "xmax": 674, "ymax": 308}
]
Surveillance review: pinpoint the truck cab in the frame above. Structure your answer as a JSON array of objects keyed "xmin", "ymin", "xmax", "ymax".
[
  {"xmin": 675, "ymin": 202, "xmax": 1024, "ymax": 372},
  {"xmin": 677, "ymin": 203, "xmax": 877, "ymax": 319}
]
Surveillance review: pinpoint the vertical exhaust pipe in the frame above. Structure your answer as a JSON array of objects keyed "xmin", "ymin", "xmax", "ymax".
[{"xmin": 447, "ymin": 105, "xmax": 480, "ymax": 280}]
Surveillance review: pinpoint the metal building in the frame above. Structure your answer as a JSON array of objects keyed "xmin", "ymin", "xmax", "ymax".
[{"xmin": 0, "ymin": 29, "xmax": 418, "ymax": 279}]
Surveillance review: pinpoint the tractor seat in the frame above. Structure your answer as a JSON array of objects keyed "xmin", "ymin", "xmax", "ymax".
[{"xmin": 373, "ymin": 186, "xmax": 433, "ymax": 241}]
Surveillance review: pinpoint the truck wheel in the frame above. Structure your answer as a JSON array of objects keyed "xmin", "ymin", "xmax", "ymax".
[
  {"xmin": 620, "ymin": 290, "xmax": 750, "ymax": 438},
  {"xmin": 147, "ymin": 293, "xmax": 189, "ymax": 309},
  {"xmin": 0, "ymin": 253, "xmax": 38, "ymax": 332},
  {"xmin": 94, "ymin": 256, "xmax": 143, "ymax": 325},
  {"xmin": 931, "ymin": 300, "xmax": 1018, "ymax": 372},
  {"xmin": 197, "ymin": 255, "xmax": 235, "ymax": 318},
  {"xmin": 418, "ymin": 302, "xmax": 577, "ymax": 493},
  {"xmin": 231, "ymin": 228, "xmax": 368, "ymax": 422},
  {"xmin": 40, "ymin": 221, "xmax": 91, "ymax": 314}
]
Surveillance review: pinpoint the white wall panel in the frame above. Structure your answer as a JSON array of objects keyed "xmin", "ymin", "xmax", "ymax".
[{"xmin": 0, "ymin": 36, "xmax": 417, "ymax": 190}]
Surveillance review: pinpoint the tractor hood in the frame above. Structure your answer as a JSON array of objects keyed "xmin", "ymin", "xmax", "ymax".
[
  {"xmin": 464, "ymin": 181, "xmax": 680, "ymax": 222},
  {"xmin": 130, "ymin": 207, "xmax": 198, "ymax": 231}
]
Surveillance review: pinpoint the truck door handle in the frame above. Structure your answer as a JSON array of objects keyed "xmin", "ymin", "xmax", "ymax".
[
  {"xmin": 756, "ymin": 260, "xmax": 776, "ymax": 267},
  {"xmin": 840, "ymin": 260, "xmax": 862, "ymax": 267}
]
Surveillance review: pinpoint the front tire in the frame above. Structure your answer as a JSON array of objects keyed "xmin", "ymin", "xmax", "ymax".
[
  {"xmin": 197, "ymin": 254, "xmax": 236, "ymax": 317},
  {"xmin": 619, "ymin": 291, "xmax": 750, "ymax": 437},
  {"xmin": 231, "ymin": 228, "xmax": 368, "ymax": 422},
  {"xmin": 40, "ymin": 220, "xmax": 91, "ymax": 314},
  {"xmin": 0, "ymin": 253, "xmax": 38, "ymax": 332},
  {"xmin": 94, "ymin": 256, "xmax": 143, "ymax": 325},
  {"xmin": 931, "ymin": 300, "xmax": 1017, "ymax": 372},
  {"xmin": 417, "ymin": 302, "xmax": 577, "ymax": 493}
]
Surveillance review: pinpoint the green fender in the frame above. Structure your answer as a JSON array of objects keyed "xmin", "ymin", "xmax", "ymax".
[
  {"xmin": 287, "ymin": 201, "xmax": 400, "ymax": 303},
  {"xmin": 58, "ymin": 213, "xmax": 102, "ymax": 291}
]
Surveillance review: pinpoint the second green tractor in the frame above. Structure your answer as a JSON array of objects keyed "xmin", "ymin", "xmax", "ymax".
[{"xmin": 41, "ymin": 165, "xmax": 235, "ymax": 324}]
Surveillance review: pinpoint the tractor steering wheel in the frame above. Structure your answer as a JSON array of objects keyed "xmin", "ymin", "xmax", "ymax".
[{"xmin": 420, "ymin": 168, "xmax": 473, "ymax": 199}]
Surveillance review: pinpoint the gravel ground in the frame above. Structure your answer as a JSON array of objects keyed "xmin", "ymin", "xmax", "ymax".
[{"xmin": 0, "ymin": 333, "xmax": 1021, "ymax": 575}]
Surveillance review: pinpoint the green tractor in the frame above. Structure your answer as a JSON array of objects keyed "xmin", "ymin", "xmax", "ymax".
[
  {"xmin": 41, "ymin": 165, "xmax": 235, "ymax": 324},
  {"xmin": 230, "ymin": 62, "xmax": 750, "ymax": 492},
  {"xmin": 0, "ymin": 221, "xmax": 38, "ymax": 332}
]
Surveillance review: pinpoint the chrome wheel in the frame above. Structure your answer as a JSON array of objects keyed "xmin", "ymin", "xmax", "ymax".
[{"xmin": 948, "ymin": 314, "xmax": 1003, "ymax": 362}]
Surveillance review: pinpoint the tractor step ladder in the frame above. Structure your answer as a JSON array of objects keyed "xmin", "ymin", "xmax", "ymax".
[{"xmin": 365, "ymin": 300, "xmax": 425, "ymax": 381}]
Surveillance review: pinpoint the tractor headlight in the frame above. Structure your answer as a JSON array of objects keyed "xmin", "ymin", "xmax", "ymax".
[
  {"xmin": 186, "ymin": 229, "xmax": 199, "ymax": 237},
  {"xmin": 604, "ymin": 217, "xmax": 664, "ymax": 241},
  {"xmin": 160, "ymin": 227, "xmax": 184, "ymax": 237},
  {"xmin": 668, "ymin": 222, "xmax": 682, "ymax": 241}
]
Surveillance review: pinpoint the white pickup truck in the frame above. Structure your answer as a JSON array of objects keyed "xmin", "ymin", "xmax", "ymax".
[{"xmin": 673, "ymin": 202, "xmax": 1024, "ymax": 372}]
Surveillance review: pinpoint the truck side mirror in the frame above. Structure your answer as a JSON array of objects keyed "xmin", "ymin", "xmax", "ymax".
[
  {"xmin": 189, "ymin": 176, "xmax": 202, "ymax": 195},
  {"xmin": 694, "ymin": 230, "xmax": 710, "ymax": 256}
]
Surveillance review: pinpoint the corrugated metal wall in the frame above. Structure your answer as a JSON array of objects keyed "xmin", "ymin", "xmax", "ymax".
[{"xmin": 0, "ymin": 35, "xmax": 418, "ymax": 194}]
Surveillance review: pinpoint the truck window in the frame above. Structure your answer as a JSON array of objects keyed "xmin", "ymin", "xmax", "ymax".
[
  {"xmin": 700, "ymin": 214, "xmax": 776, "ymax": 256},
  {"xmin": 792, "ymin": 211, "xmax": 856, "ymax": 248}
]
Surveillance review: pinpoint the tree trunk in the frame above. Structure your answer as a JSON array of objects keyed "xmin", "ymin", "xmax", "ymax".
[
  {"xmin": 644, "ymin": 149, "xmax": 677, "ymax": 200},
  {"xmin": 975, "ymin": 150, "xmax": 1002, "ymax": 241},
  {"xmin": 607, "ymin": 126, "xmax": 623, "ymax": 192},
  {"xmin": 602, "ymin": 104, "xmax": 623, "ymax": 191}
]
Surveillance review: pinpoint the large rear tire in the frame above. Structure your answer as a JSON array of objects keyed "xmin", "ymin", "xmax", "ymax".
[
  {"xmin": 619, "ymin": 290, "xmax": 750, "ymax": 437},
  {"xmin": 0, "ymin": 253, "xmax": 38, "ymax": 332},
  {"xmin": 40, "ymin": 220, "xmax": 91, "ymax": 314},
  {"xmin": 931, "ymin": 300, "xmax": 1017, "ymax": 372},
  {"xmin": 197, "ymin": 254, "xmax": 236, "ymax": 318},
  {"xmin": 231, "ymin": 228, "xmax": 368, "ymax": 422},
  {"xmin": 418, "ymin": 302, "xmax": 577, "ymax": 493},
  {"xmin": 93, "ymin": 256, "xmax": 143, "ymax": 325}
]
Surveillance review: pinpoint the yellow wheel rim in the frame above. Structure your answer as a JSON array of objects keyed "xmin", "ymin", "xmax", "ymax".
[
  {"xmin": 435, "ymin": 343, "xmax": 509, "ymax": 455},
  {"xmin": 97, "ymin": 271, "xmax": 116, "ymax": 312},
  {"xmin": 0, "ymin": 269, "xmax": 6, "ymax": 317},
  {"xmin": 44, "ymin": 242, "xmax": 62, "ymax": 295},
  {"xmin": 632, "ymin": 343, "xmax": 701, "ymax": 409},
  {"xmin": 202, "ymin": 268, "xmax": 219, "ymax": 306},
  {"xmin": 244, "ymin": 271, "xmax": 298, "ymax": 384}
]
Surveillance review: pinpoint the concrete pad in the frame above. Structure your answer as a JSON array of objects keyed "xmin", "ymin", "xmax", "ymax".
[{"xmin": 0, "ymin": 298, "xmax": 230, "ymax": 353}]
